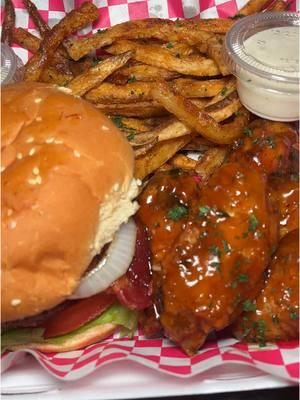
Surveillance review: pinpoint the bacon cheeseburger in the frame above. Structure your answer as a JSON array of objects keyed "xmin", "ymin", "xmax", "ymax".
[{"xmin": 1, "ymin": 82, "xmax": 152, "ymax": 352}]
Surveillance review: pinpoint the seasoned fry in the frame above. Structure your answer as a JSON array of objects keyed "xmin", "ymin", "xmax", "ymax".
[
  {"xmin": 24, "ymin": 2, "xmax": 98, "ymax": 82},
  {"xmin": 96, "ymin": 101, "xmax": 167, "ymax": 118},
  {"xmin": 206, "ymin": 35, "xmax": 230, "ymax": 76},
  {"xmin": 1, "ymin": 0, "xmax": 15, "ymax": 45},
  {"xmin": 13, "ymin": 28, "xmax": 73, "ymax": 84},
  {"xmin": 64, "ymin": 18, "xmax": 233, "ymax": 61},
  {"xmin": 66, "ymin": 52, "xmax": 132, "ymax": 96},
  {"xmin": 135, "ymin": 136, "xmax": 192, "ymax": 180},
  {"xmin": 107, "ymin": 40, "xmax": 220, "ymax": 77},
  {"xmin": 204, "ymin": 78, "xmax": 237, "ymax": 106},
  {"xmin": 183, "ymin": 136, "xmax": 214, "ymax": 151},
  {"xmin": 267, "ymin": 0, "xmax": 289, "ymax": 11},
  {"xmin": 172, "ymin": 77, "xmax": 235, "ymax": 98},
  {"xmin": 152, "ymin": 80, "xmax": 250, "ymax": 144},
  {"xmin": 195, "ymin": 147, "xmax": 228, "ymax": 180},
  {"xmin": 23, "ymin": 0, "xmax": 49, "ymax": 36},
  {"xmin": 170, "ymin": 154, "xmax": 198, "ymax": 170},
  {"xmin": 86, "ymin": 81, "xmax": 152, "ymax": 104},
  {"xmin": 134, "ymin": 140, "xmax": 159, "ymax": 157},
  {"xmin": 203, "ymin": 91, "xmax": 242, "ymax": 122},
  {"xmin": 237, "ymin": 0, "xmax": 268, "ymax": 16},
  {"xmin": 109, "ymin": 64, "xmax": 180, "ymax": 84}
]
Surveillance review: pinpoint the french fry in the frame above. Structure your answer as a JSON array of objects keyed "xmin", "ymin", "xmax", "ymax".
[
  {"xmin": 170, "ymin": 154, "xmax": 198, "ymax": 170},
  {"xmin": 107, "ymin": 40, "xmax": 220, "ymax": 77},
  {"xmin": 205, "ymin": 78, "xmax": 237, "ymax": 106},
  {"xmin": 135, "ymin": 136, "xmax": 192, "ymax": 180},
  {"xmin": 1, "ymin": 0, "xmax": 15, "ymax": 45},
  {"xmin": 267, "ymin": 0, "xmax": 289, "ymax": 11},
  {"xmin": 152, "ymin": 80, "xmax": 250, "ymax": 145},
  {"xmin": 203, "ymin": 91, "xmax": 242, "ymax": 122},
  {"xmin": 237, "ymin": 0, "xmax": 268, "ymax": 16},
  {"xmin": 24, "ymin": 2, "xmax": 98, "ymax": 82},
  {"xmin": 108, "ymin": 64, "xmax": 180, "ymax": 84},
  {"xmin": 22, "ymin": 0, "xmax": 49, "ymax": 36},
  {"xmin": 64, "ymin": 18, "xmax": 233, "ymax": 61},
  {"xmin": 85, "ymin": 81, "xmax": 152, "ymax": 104},
  {"xmin": 13, "ymin": 28, "xmax": 73, "ymax": 85},
  {"xmin": 195, "ymin": 147, "xmax": 228, "ymax": 180},
  {"xmin": 111, "ymin": 117, "xmax": 157, "ymax": 133},
  {"xmin": 183, "ymin": 136, "xmax": 214, "ymax": 151},
  {"xmin": 134, "ymin": 140, "xmax": 159, "ymax": 158},
  {"xmin": 96, "ymin": 101, "xmax": 167, "ymax": 118},
  {"xmin": 206, "ymin": 35, "xmax": 230, "ymax": 76},
  {"xmin": 66, "ymin": 52, "xmax": 132, "ymax": 96},
  {"xmin": 172, "ymin": 77, "xmax": 235, "ymax": 98}
]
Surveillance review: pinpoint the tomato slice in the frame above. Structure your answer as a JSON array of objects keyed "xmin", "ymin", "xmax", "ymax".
[
  {"xmin": 42, "ymin": 292, "xmax": 115, "ymax": 338},
  {"xmin": 113, "ymin": 218, "xmax": 153, "ymax": 310}
]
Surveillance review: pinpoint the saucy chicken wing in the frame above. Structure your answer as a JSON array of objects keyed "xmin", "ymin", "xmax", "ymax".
[
  {"xmin": 233, "ymin": 229, "xmax": 299, "ymax": 344},
  {"xmin": 139, "ymin": 121, "xmax": 298, "ymax": 354}
]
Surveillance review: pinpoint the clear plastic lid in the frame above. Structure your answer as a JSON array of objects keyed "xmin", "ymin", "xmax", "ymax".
[
  {"xmin": 1, "ymin": 43, "xmax": 24, "ymax": 85},
  {"xmin": 224, "ymin": 12, "xmax": 300, "ymax": 85}
]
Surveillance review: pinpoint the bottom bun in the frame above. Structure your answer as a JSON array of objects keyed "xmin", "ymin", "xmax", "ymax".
[{"xmin": 8, "ymin": 323, "xmax": 118, "ymax": 353}]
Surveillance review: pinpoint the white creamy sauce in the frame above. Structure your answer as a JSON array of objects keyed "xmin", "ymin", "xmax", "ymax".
[{"xmin": 244, "ymin": 27, "xmax": 299, "ymax": 75}]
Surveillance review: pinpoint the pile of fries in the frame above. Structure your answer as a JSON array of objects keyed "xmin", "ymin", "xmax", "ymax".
[{"xmin": 1, "ymin": 0, "xmax": 292, "ymax": 180}]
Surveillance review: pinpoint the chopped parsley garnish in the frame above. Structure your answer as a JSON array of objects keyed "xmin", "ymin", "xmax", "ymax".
[
  {"xmin": 237, "ymin": 273, "xmax": 248, "ymax": 283},
  {"xmin": 127, "ymin": 75, "xmax": 137, "ymax": 84},
  {"xmin": 199, "ymin": 205, "xmax": 211, "ymax": 217},
  {"xmin": 253, "ymin": 320, "xmax": 266, "ymax": 347},
  {"xmin": 167, "ymin": 205, "xmax": 188, "ymax": 221},
  {"xmin": 289, "ymin": 311, "xmax": 299, "ymax": 320},
  {"xmin": 210, "ymin": 261, "xmax": 221, "ymax": 271},
  {"xmin": 127, "ymin": 132, "xmax": 135, "ymax": 141},
  {"xmin": 243, "ymin": 300, "xmax": 256, "ymax": 312},
  {"xmin": 248, "ymin": 213, "xmax": 259, "ymax": 233},
  {"xmin": 208, "ymin": 245, "xmax": 221, "ymax": 257},
  {"xmin": 97, "ymin": 28, "xmax": 108, "ymax": 34},
  {"xmin": 265, "ymin": 136, "xmax": 277, "ymax": 149},
  {"xmin": 220, "ymin": 87, "xmax": 228, "ymax": 96},
  {"xmin": 222, "ymin": 239, "xmax": 231, "ymax": 254},
  {"xmin": 110, "ymin": 116, "xmax": 136, "ymax": 139},
  {"xmin": 230, "ymin": 13, "xmax": 245, "ymax": 20},
  {"xmin": 166, "ymin": 42, "xmax": 174, "ymax": 49},
  {"xmin": 243, "ymin": 127, "xmax": 253, "ymax": 137},
  {"xmin": 92, "ymin": 57, "xmax": 99, "ymax": 66},
  {"xmin": 175, "ymin": 18, "xmax": 182, "ymax": 27}
]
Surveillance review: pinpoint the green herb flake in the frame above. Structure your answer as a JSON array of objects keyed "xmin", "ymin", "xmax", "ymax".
[
  {"xmin": 265, "ymin": 136, "xmax": 276, "ymax": 149},
  {"xmin": 167, "ymin": 205, "xmax": 188, "ymax": 221},
  {"xmin": 290, "ymin": 311, "xmax": 299, "ymax": 320},
  {"xmin": 199, "ymin": 205, "xmax": 211, "ymax": 217},
  {"xmin": 111, "ymin": 115, "xmax": 123, "ymax": 129},
  {"xmin": 235, "ymin": 259, "xmax": 242, "ymax": 269},
  {"xmin": 210, "ymin": 261, "xmax": 221, "ymax": 271},
  {"xmin": 175, "ymin": 17, "xmax": 182, "ymax": 27},
  {"xmin": 230, "ymin": 13, "xmax": 245, "ymax": 20},
  {"xmin": 243, "ymin": 127, "xmax": 253, "ymax": 137},
  {"xmin": 166, "ymin": 42, "xmax": 174, "ymax": 49},
  {"xmin": 237, "ymin": 273, "xmax": 248, "ymax": 283},
  {"xmin": 92, "ymin": 57, "xmax": 99, "ymax": 66},
  {"xmin": 208, "ymin": 245, "xmax": 221, "ymax": 257},
  {"xmin": 97, "ymin": 28, "xmax": 108, "ymax": 34},
  {"xmin": 253, "ymin": 319, "xmax": 266, "ymax": 347},
  {"xmin": 127, "ymin": 75, "xmax": 137, "ymax": 84},
  {"xmin": 243, "ymin": 299, "xmax": 256, "ymax": 312},
  {"xmin": 220, "ymin": 87, "xmax": 228, "ymax": 96},
  {"xmin": 222, "ymin": 239, "xmax": 231, "ymax": 254},
  {"xmin": 127, "ymin": 132, "xmax": 135, "ymax": 141},
  {"xmin": 248, "ymin": 213, "xmax": 259, "ymax": 232}
]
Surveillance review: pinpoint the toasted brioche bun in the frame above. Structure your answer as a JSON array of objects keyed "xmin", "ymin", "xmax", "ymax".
[
  {"xmin": 7, "ymin": 323, "xmax": 118, "ymax": 353},
  {"xmin": 2, "ymin": 82, "xmax": 138, "ymax": 322}
]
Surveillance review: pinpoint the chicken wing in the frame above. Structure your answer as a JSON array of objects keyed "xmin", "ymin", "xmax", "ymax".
[{"xmin": 233, "ymin": 229, "xmax": 299, "ymax": 344}]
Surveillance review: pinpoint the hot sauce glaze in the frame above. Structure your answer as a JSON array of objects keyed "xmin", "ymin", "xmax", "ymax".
[{"xmin": 138, "ymin": 121, "xmax": 298, "ymax": 355}]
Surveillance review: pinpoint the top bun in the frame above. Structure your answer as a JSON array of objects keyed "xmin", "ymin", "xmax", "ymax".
[{"xmin": 2, "ymin": 82, "xmax": 138, "ymax": 322}]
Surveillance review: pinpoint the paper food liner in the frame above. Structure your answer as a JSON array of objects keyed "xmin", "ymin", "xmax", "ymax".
[{"xmin": 2, "ymin": 0, "xmax": 299, "ymax": 384}]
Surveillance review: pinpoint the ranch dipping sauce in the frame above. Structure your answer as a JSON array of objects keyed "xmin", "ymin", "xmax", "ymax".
[{"xmin": 225, "ymin": 12, "xmax": 300, "ymax": 122}]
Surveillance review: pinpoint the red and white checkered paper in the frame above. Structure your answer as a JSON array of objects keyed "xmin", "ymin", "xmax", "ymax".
[{"xmin": 1, "ymin": 0, "xmax": 299, "ymax": 384}]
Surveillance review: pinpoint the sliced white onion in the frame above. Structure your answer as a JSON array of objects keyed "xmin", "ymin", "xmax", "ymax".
[{"xmin": 71, "ymin": 219, "xmax": 137, "ymax": 299}]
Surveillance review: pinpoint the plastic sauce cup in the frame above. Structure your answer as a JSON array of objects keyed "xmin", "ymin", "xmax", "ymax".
[
  {"xmin": 1, "ymin": 43, "xmax": 24, "ymax": 85},
  {"xmin": 224, "ymin": 12, "xmax": 299, "ymax": 122}
]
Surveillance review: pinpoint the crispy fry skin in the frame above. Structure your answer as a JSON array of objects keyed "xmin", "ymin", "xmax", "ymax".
[
  {"xmin": 267, "ymin": 0, "xmax": 289, "ymax": 11},
  {"xmin": 1, "ymin": 0, "xmax": 15, "ymax": 45},
  {"xmin": 23, "ymin": 0, "xmax": 50, "ymax": 36},
  {"xmin": 96, "ymin": 101, "xmax": 167, "ymax": 117},
  {"xmin": 172, "ymin": 77, "xmax": 235, "ymax": 98},
  {"xmin": 135, "ymin": 136, "xmax": 192, "ymax": 180},
  {"xmin": 67, "ymin": 52, "xmax": 132, "ymax": 96},
  {"xmin": 24, "ymin": 2, "xmax": 98, "ymax": 82},
  {"xmin": 107, "ymin": 40, "xmax": 220, "ymax": 77},
  {"xmin": 233, "ymin": 230, "xmax": 299, "ymax": 343},
  {"xmin": 237, "ymin": 0, "xmax": 268, "ymax": 15},
  {"xmin": 194, "ymin": 147, "xmax": 228, "ymax": 180},
  {"xmin": 109, "ymin": 64, "xmax": 180, "ymax": 84},
  {"xmin": 269, "ymin": 176, "xmax": 299, "ymax": 239},
  {"xmin": 14, "ymin": 27, "xmax": 40, "ymax": 53},
  {"xmin": 206, "ymin": 35, "xmax": 230, "ymax": 76},
  {"xmin": 64, "ymin": 18, "xmax": 233, "ymax": 61},
  {"xmin": 152, "ymin": 81, "xmax": 250, "ymax": 144}
]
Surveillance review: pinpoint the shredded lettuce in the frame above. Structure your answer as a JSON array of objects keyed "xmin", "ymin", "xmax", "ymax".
[{"xmin": 1, "ymin": 303, "xmax": 138, "ymax": 351}]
